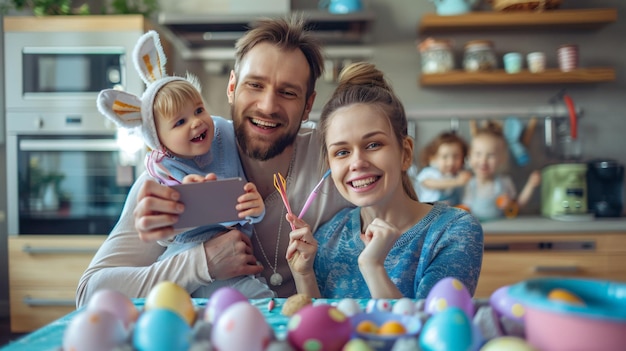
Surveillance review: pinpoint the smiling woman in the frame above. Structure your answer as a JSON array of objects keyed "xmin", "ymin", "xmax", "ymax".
[{"xmin": 285, "ymin": 62, "xmax": 484, "ymax": 300}]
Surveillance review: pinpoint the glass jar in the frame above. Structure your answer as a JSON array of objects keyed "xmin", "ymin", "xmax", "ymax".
[
  {"xmin": 418, "ymin": 38, "xmax": 455, "ymax": 74},
  {"xmin": 463, "ymin": 40, "xmax": 497, "ymax": 72}
]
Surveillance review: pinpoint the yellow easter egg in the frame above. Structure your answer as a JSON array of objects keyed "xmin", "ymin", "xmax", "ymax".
[
  {"xmin": 378, "ymin": 320, "xmax": 406, "ymax": 335},
  {"xmin": 356, "ymin": 320, "xmax": 379, "ymax": 334},
  {"xmin": 547, "ymin": 288, "xmax": 585, "ymax": 306},
  {"xmin": 145, "ymin": 281, "xmax": 195, "ymax": 325}
]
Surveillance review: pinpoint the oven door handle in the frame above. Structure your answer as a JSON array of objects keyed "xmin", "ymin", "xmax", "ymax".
[
  {"xmin": 22, "ymin": 245, "xmax": 99, "ymax": 255},
  {"xmin": 19, "ymin": 139, "xmax": 121, "ymax": 152}
]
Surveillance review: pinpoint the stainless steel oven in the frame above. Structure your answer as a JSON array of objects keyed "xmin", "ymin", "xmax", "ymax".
[{"xmin": 6, "ymin": 112, "xmax": 141, "ymax": 235}]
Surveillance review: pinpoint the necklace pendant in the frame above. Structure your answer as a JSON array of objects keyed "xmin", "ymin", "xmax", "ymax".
[{"xmin": 270, "ymin": 272, "xmax": 283, "ymax": 286}]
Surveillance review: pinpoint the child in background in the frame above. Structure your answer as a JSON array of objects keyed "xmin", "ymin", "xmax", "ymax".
[
  {"xmin": 461, "ymin": 121, "xmax": 541, "ymax": 221},
  {"xmin": 97, "ymin": 31, "xmax": 274, "ymax": 298},
  {"xmin": 415, "ymin": 132, "xmax": 471, "ymax": 205},
  {"xmin": 284, "ymin": 62, "xmax": 483, "ymax": 299}
]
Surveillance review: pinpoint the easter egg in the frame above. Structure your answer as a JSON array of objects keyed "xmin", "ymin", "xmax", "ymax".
[
  {"xmin": 480, "ymin": 336, "xmax": 538, "ymax": 351},
  {"xmin": 63, "ymin": 309, "xmax": 127, "ymax": 351},
  {"xmin": 87, "ymin": 289, "xmax": 139, "ymax": 329},
  {"xmin": 547, "ymin": 288, "xmax": 585, "ymax": 306},
  {"xmin": 211, "ymin": 300, "xmax": 272, "ymax": 351},
  {"xmin": 392, "ymin": 298, "xmax": 418, "ymax": 316},
  {"xmin": 425, "ymin": 277, "xmax": 474, "ymax": 318},
  {"xmin": 490, "ymin": 285, "xmax": 525, "ymax": 322},
  {"xmin": 343, "ymin": 338, "xmax": 375, "ymax": 351},
  {"xmin": 145, "ymin": 281, "xmax": 195, "ymax": 325},
  {"xmin": 337, "ymin": 298, "xmax": 362, "ymax": 316},
  {"xmin": 287, "ymin": 304, "xmax": 352, "ymax": 351},
  {"xmin": 133, "ymin": 308, "xmax": 191, "ymax": 351},
  {"xmin": 366, "ymin": 299, "xmax": 392, "ymax": 313},
  {"xmin": 204, "ymin": 286, "xmax": 248, "ymax": 323},
  {"xmin": 379, "ymin": 320, "xmax": 407, "ymax": 335},
  {"xmin": 356, "ymin": 319, "xmax": 379, "ymax": 334},
  {"xmin": 420, "ymin": 306, "xmax": 473, "ymax": 351}
]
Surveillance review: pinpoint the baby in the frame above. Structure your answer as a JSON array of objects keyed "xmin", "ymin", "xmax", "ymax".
[
  {"xmin": 97, "ymin": 31, "xmax": 274, "ymax": 298},
  {"xmin": 461, "ymin": 121, "xmax": 540, "ymax": 221},
  {"xmin": 414, "ymin": 131, "xmax": 471, "ymax": 205}
]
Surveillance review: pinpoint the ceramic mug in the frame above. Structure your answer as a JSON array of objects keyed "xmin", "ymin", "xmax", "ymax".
[
  {"xmin": 319, "ymin": 0, "xmax": 363, "ymax": 14},
  {"xmin": 503, "ymin": 52, "xmax": 523, "ymax": 74}
]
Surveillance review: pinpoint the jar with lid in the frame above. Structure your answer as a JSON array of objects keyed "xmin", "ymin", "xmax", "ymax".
[
  {"xmin": 463, "ymin": 40, "xmax": 497, "ymax": 72},
  {"xmin": 418, "ymin": 38, "xmax": 455, "ymax": 74}
]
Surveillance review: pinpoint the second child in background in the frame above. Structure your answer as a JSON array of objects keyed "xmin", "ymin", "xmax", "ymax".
[
  {"xmin": 97, "ymin": 31, "xmax": 273, "ymax": 298},
  {"xmin": 461, "ymin": 121, "xmax": 541, "ymax": 221},
  {"xmin": 415, "ymin": 132, "xmax": 471, "ymax": 205}
]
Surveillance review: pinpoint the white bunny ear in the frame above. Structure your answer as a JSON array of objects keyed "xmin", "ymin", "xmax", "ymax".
[
  {"xmin": 97, "ymin": 89, "xmax": 143, "ymax": 129},
  {"xmin": 133, "ymin": 30, "xmax": 168, "ymax": 85}
]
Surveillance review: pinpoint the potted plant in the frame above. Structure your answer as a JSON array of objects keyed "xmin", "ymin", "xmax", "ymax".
[{"xmin": 1, "ymin": 0, "xmax": 158, "ymax": 16}]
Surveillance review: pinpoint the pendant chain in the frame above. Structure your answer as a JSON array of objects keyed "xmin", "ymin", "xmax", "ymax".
[{"xmin": 253, "ymin": 205, "xmax": 285, "ymax": 286}]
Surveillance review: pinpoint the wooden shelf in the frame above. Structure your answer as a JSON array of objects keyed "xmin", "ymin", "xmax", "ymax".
[
  {"xmin": 418, "ymin": 8, "xmax": 617, "ymax": 34},
  {"xmin": 419, "ymin": 68, "xmax": 616, "ymax": 86}
]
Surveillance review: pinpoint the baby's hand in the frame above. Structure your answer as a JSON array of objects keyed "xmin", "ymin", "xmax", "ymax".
[
  {"xmin": 181, "ymin": 173, "xmax": 218, "ymax": 184},
  {"xmin": 527, "ymin": 170, "xmax": 542, "ymax": 188},
  {"xmin": 456, "ymin": 170, "xmax": 473, "ymax": 185},
  {"xmin": 236, "ymin": 182, "xmax": 265, "ymax": 219}
]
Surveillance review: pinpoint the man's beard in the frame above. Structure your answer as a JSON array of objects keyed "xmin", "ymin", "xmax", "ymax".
[{"xmin": 232, "ymin": 107, "xmax": 299, "ymax": 162}]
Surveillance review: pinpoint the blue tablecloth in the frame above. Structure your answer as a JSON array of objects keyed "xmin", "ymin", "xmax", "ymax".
[{"xmin": 0, "ymin": 298, "xmax": 343, "ymax": 351}]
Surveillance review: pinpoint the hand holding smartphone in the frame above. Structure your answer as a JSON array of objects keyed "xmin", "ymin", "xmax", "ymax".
[{"xmin": 170, "ymin": 177, "xmax": 245, "ymax": 229}]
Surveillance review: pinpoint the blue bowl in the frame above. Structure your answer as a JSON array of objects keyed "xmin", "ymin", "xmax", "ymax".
[{"xmin": 350, "ymin": 311, "xmax": 421, "ymax": 351}]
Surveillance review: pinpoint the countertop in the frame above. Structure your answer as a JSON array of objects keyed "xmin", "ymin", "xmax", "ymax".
[{"xmin": 481, "ymin": 215, "xmax": 626, "ymax": 234}]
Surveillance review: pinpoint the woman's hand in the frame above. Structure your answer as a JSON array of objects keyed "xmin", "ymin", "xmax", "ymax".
[
  {"xmin": 359, "ymin": 218, "xmax": 401, "ymax": 268},
  {"xmin": 358, "ymin": 218, "xmax": 403, "ymax": 299},
  {"xmin": 285, "ymin": 213, "xmax": 321, "ymax": 297},
  {"xmin": 285, "ymin": 213, "xmax": 317, "ymax": 275}
]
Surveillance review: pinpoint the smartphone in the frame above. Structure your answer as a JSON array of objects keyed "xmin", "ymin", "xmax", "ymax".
[{"xmin": 170, "ymin": 177, "xmax": 246, "ymax": 229}]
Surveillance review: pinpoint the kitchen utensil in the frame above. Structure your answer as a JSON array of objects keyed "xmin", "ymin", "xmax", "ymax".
[
  {"xmin": 507, "ymin": 277, "xmax": 626, "ymax": 351},
  {"xmin": 541, "ymin": 163, "xmax": 592, "ymax": 221},
  {"xmin": 586, "ymin": 159, "xmax": 624, "ymax": 217}
]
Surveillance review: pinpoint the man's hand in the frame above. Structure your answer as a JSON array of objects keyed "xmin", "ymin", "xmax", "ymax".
[
  {"xmin": 134, "ymin": 179, "xmax": 184, "ymax": 242},
  {"xmin": 204, "ymin": 229, "xmax": 263, "ymax": 280}
]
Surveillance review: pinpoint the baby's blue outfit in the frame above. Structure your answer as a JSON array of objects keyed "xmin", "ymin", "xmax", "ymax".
[
  {"xmin": 462, "ymin": 175, "xmax": 516, "ymax": 221},
  {"xmin": 153, "ymin": 116, "xmax": 274, "ymax": 298},
  {"xmin": 415, "ymin": 166, "xmax": 463, "ymax": 205},
  {"xmin": 313, "ymin": 202, "xmax": 484, "ymax": 299}
]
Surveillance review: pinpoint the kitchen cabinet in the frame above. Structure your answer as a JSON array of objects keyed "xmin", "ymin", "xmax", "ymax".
[
  {"xmin": 8, "ymin": 236, "xmax": 105, "ymax": 332},
  {"xmin": 475, "ymin": 232, "xmax": 626, "ymax": 298},
  {"xmin": 417, "ymin": 8, "xmax": 617, "ymax": 86}
]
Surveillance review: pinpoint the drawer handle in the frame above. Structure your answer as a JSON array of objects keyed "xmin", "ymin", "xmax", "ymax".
[
  {"xmin": 534, "ymin": 265, "xmax": 579, "ymax": 273},
  {"xmin": 23, "ymin": 297, "xmax": 75, "ymax": 307},
  {"xmin": 22, "ymin": 245, "xmax": 98, "ymax": 255}
]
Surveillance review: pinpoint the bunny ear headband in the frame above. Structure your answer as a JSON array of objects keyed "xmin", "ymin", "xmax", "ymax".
[{"xmin": 97, "ymin": 30, "xmax": 201, "ymax": 151}]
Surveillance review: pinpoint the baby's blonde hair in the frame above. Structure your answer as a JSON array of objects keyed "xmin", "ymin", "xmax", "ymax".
[{"xmin": 153, "ymin": 77, "xmax": 205, "ymax": 123}]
